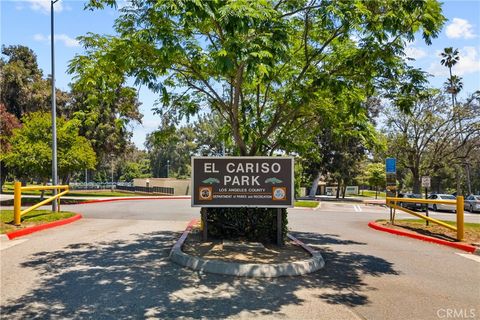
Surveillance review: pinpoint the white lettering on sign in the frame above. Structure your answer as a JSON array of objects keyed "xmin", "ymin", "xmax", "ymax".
[
  {"xmin": 224, "ymin": 175, "xmax": 261, "ymax": 186},
  {"xmin": 204, "ymin": 163, "xmax": 219, "ymax": 173},
  {"xmin": 271, "ymin": 163, "xmax": 281, "ymax": 173},
  {"xmin": 224, "ymin": 162, "xmax": 282, "ymax": 174}
]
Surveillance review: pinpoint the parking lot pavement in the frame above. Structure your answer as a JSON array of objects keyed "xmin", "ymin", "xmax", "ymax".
[
  {"xmin": 1, "ymin": 217, "xmax": 361, "ymax": 320},
  {"xmin": 1, "ymin": 199, "xmax": 479, "ymax": 320}
]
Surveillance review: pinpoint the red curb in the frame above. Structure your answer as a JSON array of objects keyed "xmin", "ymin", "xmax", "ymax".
[
  {"xmin": 172, "ymin": 219, "xmax": 199, "ymax": 252},
  {"xmin": 77, "ymin": 196, "xmax": 191, "ymax": 205},
  {"xmin": 287, "ymin": 233, "xmax": 318, "ymax": 255},
  {"xmin": 368, "ymin": 221, "xmax": 477, "ymax": 253},
  {"xmin": 6, "ymin": 214, "xmax": 83, "ymax": 240}
]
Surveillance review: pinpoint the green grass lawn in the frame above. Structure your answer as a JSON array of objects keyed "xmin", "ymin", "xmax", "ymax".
[
  {"xmin": 0, "ymin": 209, "xmax": 76, "ymax": 234},
  {"xmin": 357, "ymin": 190, "xmax": 386, "ymax": 198},
  {"xmin": 294, "ymin": 200, "xmax": 319, "ymax": 208}
]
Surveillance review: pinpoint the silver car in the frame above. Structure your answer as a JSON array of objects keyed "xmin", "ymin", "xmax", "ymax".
[
  {"xmin": 427, "ymin": 194, "xmax": 456, "ymax": 212},
  {"xmin": 464, "ymin": 195, "xmax": 480, "ymax": 213}
]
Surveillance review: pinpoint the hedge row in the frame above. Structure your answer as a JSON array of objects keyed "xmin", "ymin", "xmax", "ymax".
[{"xmin": 204, "ymin": 207, "xmax": 288, "ymax": 244}]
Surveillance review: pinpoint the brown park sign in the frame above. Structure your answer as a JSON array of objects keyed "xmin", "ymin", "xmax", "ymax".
[{"xmin": 191, "ymin": 157, "xmax": 294, "ymax": 208}]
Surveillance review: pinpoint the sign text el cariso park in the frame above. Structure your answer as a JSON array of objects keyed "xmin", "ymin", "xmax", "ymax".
[{"xmin": 192, "ymin": 157, "xmax": 294, "ymax": 208}]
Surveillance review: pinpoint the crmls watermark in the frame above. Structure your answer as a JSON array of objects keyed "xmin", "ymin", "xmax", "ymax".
[{"xmin": 437, "ymin": 308, "xmax": 476, "ymax": 319}]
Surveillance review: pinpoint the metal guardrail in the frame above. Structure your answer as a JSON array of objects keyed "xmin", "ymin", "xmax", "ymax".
[
  {"xmin": 13, "ymin": 181, "xmax": 69, "ymax": 226},
  {"xmin": 115, "ymin": 185, "xmax": 175, "ymax": 195},
  {"xmin": 386, "ymin": 196, "xmax": 464, "ymax": 241}
]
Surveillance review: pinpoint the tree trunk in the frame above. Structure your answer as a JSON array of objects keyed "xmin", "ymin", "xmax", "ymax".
[
  {"xmin": 309, "ymin": 172, "xmax": 321, "ymax": 197},
  {"xmin": 465, "ymin": 163, "xmax": 472, "ymax": 195},
  {"xmin": 62, "ymin": 174, "xmax": 71, "ymax": 185},
  {"xmin": 412, "ymin": 169, "xmax": 420, "ymax": 194},
  {"xmin": 375, "ymin": 185, "xmax": 378, "ymax": 199},
  {"xmin": 40, "ymin": 180, "xmax": 46, "ymax": 201},
  {"xmin": 336, "ymin": 179, "xmax": 341, "ymax": 199},
  {"xmin": 0, "ymin": 162, "xmax": 7, "ymax": 193},
  {"xmin": 455, "ymin": 165, "xmax": 462, "ymax": 196},
  {"xmin": 342, "ymin": 184, "xmax": 346, "ymax": 199}
]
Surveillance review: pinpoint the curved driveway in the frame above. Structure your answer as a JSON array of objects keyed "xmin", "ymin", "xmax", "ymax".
[{"xmin": 1, "ymin": 198, "xmax": 479, "ymax": 320}]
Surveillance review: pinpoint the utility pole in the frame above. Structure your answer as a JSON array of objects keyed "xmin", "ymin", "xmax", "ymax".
[{"xmin": 51, "ymin": 0, "xmax": 60, "ymax": 211}]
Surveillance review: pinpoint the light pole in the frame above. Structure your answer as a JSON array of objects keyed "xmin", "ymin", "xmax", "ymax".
[{"xmin": 51, "ymin": 0, "xmax": 60, "ymax": 211}]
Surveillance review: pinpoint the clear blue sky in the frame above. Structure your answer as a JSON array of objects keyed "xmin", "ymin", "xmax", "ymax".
[{"xmin": 2, "ymin": 0, "xmax": 479, "ymax": 149}]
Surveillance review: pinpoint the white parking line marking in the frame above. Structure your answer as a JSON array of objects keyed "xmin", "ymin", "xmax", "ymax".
[
  {"xmin": 353, "ymin": 205, "xmax": 362, "ymax": 212},
  {"xmin": 456, "ymin": 253, "xmax": 480, "ymax": 263},
  {"xmin": 0, "ymin": 238, "xmax": 29, "ymax": 251}
]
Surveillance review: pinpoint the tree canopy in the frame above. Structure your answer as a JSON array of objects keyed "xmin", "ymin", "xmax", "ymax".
[
  {"xmin": 3, "ymin": 112, "xmax": 97, "ymax": 183},
  {"xmin": 71, "ymin": 0, "xmax": 445, "ymax": 157}
]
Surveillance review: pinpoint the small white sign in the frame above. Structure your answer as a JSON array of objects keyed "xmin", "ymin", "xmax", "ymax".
[{"xmin": 421, "ymin": 176, "xmax": 431, "ymax": 188}]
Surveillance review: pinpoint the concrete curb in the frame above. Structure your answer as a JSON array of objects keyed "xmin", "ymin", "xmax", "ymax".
[
  {"xmin": 293, "ymin": 203, "xmax": 321, "ymax": 211},
  {"xmin": 170, "ymin": 220, "xmax": 325, "ymax": 277},
  {"xmin": 368, "ymin": 221, "xmax": 478, "ymax": 254},
  {"xmin": 5, "ymin": 214, "xmax": 83, "ymax": 240}
]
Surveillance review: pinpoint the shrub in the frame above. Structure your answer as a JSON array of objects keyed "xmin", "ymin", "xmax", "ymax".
[{"xmin": 204, "ymin": 207, "xmax": 288, "ymax": 244}]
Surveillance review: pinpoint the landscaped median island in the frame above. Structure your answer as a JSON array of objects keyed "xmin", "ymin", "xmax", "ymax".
[
  {"xmin": 170, "ymin": 221, "xmax": 325, "ymax": 277},
  {"xmin": 376, "ymin": 219, "xmax": 480, "ymax": 247},
  {"xmin": 294, "ymin": 200, "xmax": 319, "ymax": 208},
  {"xmin": 0, "ymin": 209, "xmax": 76, "ymax": 234}
]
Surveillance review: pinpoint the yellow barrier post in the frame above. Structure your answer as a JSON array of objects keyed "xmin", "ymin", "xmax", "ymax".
[
  {"xmin": 13, "ymin": 181, "xmax": 22, "ymax": 226},
  {"xmin": 456, "ymin": 196, "xmax": 464, "ymax": 241}
]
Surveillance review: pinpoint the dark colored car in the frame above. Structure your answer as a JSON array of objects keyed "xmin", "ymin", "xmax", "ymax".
[
  {"xmin": 464, "ymin": 195, "xmax": 480, "ymax": 213},
  {"xmin": 398, "ymin": 193, "xmax": 424, "ymax": 211}
]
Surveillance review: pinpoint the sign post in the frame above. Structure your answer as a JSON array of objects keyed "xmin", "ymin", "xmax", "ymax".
[
  {"xmin": 192, "ymin": 157, "xmax": 294, "ymax": 245},
  {"xmin": 385, "ymin": 158, "xmax": 397, "ymax": 222},
  {"xmin": 422, "ymin": 176, "xmax": 431, "ymax": 226}
]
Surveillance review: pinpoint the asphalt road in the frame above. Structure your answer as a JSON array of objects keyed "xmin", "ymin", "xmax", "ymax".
[{"xmin": 1, "ymin": 199, "xmax": 479, "ymax": 320}]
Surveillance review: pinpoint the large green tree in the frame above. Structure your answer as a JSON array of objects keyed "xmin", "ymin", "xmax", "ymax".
[
  {"xmin": 3, "ymin": 112, "xmax": 97, "ymax": 184},
  {"xmin": 0, "ymin": 103, "xmax": 21, "ymax": 190},
  {"xmin": 1, "ymin": 45, "xmax": 69, "ymax": 120},
  {"xmin": 384, "ymin": 91, "xmax": 480, "ymax": 194},
  {"xmin": 72, "ymin": 0, "xmax": 445, "ymax": 157},
  {"xmin": 67, "ymin": 81, "xmax": 142, "ymax": 162}
]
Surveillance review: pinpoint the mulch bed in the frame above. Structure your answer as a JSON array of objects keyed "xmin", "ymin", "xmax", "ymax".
[
  {"xmin": 182, "ymin": 228, "xmax": 310, "ymax": 264},
  {"xmin": 378, "ymin": 220, "xmax": 480, "ymax": 247}
]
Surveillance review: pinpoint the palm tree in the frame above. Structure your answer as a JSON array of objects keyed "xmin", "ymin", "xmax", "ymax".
[
  {"xmin": 440, "ymin": 47, "xmax": 460, "ymax": 109},
  {"xmin": 444, "ymin": 75, "xmax": 463, "ymax": 105}
]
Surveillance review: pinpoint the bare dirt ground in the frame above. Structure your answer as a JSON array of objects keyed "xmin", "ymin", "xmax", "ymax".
[{"xmin": 182, "ymin": 228, "xmax": 310, "ymax": 263}]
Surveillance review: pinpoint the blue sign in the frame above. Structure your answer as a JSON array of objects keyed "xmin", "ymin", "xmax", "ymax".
[{"xmin": 385, "ymin": 158, "xmax": 396, "ymax": 174}]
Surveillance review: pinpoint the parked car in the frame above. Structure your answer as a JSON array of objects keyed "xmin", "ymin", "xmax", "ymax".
[
  {"xmin": 398, "ymin": 193, "xmax": 424, "ymax": 211},
  {"xmin": 464, "ymin": 195, "xmax": 480, "ymax": 213},
  {"xmin": 427, "ymin": 194, "xmax": 456, "ymax": 212}
]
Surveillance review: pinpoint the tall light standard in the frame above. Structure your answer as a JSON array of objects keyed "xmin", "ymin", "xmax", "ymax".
[{"xmin": 51, "ymin": 0, "xmax": 60, "ymax": 211}]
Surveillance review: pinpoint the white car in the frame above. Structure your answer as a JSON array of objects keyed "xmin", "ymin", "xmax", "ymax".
[
  {"xmin": 464, "ymin": 195, "xmax": 480, "ymax": 213},
  {"xmin": 427, "ymin": 194, "xmax": 456, "ymax": 212}
]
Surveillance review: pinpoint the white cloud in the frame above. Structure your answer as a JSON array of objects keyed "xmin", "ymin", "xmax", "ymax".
[
  {"xmin": 445, "ymin": 18, "xmax": 476, "ymax": 39},
  {"xmin": 428, "ymin": 46, "xmax": 480, "ymax": 76},
  {"xmin": 33, "ymin": 33, "xmax": 79, "ymax": 47},
  {"xmin": 27, "ymin": 0, "xmax": 63, "ymax": 14},
  {"xmin": 405, "ymin": 46, "xmax": 427, "ymax": 60}
]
